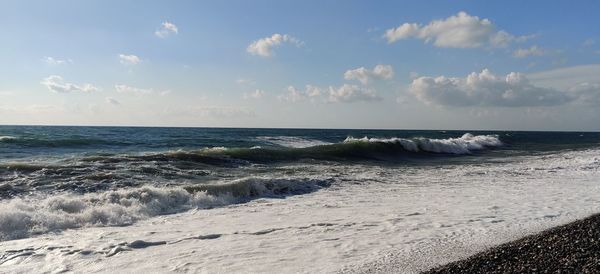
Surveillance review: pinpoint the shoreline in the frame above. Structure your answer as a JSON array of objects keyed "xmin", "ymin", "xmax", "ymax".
[
  {"xmin": 1, "ymin": 192, "xmax": 599, "ymax": 273},
  {"xmin": 424, "ymin": 213, "xmax": 600, "ymax": 273}
]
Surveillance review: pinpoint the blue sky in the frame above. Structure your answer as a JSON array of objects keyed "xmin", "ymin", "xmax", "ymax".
[{"xmin": 1, "ymin": 0, "xmax": 600, "ymax": 130}]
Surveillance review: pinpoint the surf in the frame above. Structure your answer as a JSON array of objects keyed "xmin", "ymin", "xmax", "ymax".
[
  {"xmin": 126, "ymin": 133, "xmax": 503, "ymax": 164},
  {"xmin": 0, "ymin": 177, "xmax": 331, "ymax": 241}
]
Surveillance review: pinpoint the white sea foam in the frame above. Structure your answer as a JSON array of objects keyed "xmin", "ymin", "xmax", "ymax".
[
  {"xmin": 0, "ymin": 177, "xmax": 329, "ymax": 241},
  {"xmin": 0, "ymin": 136, "xmax": 17, "ymax": 141},
  {"xmin": 204, "ymin": 146, "xmax": 227, "ymax": 152},
  {"xmin": 1, "ymin": 148, "xmax": 599, "ymax": 273},
  {"xmin": 0, "ymin": 187, "xmax": 227, "ymax": 241},
  {"xmin": 344, "ymin": 133, "xmax": 502, "ymax": 154},
  {"xmin": 257, "ymin": 136, "xmax": 331, "ymax": 148}
]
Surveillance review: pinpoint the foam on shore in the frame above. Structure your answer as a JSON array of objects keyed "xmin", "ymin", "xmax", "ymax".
[{"xmin": 0, "ymin": 177, "xmax": 330, "ymax": 241}]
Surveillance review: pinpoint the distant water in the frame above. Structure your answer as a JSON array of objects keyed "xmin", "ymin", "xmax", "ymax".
[{"xmin": 1, "ymin": 125, "xmax": 599, "ymax": 241}]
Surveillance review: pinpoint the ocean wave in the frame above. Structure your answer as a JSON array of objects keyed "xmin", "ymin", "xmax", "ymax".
[
  {"xmin": 343, "ymin": 133, "xmax": 502, "ymax": 154},
  {"xmin": 0, "ymin": 177, "xmax": 331, "ymax": 241},
  {"xmin": 77, "ymin": 133, "xmax": 502, "ymax": 166},
  {"xmin": 256, "ymin": 136, "xmax": 332, "ymax": 148},
  {"xmin": 0, "ymin": 136, "xmax": 17, "ymax": 142},
  {"xmin": 167, "ymin": 133, "xmax": 501, "ymax": 161},
  {"xmin": 0, "ymin": 162, "xmax": 58, "ymax": 172},
  {"xmin": 184, "ymin": 177, "xmax": 330, "ymax": 197}
]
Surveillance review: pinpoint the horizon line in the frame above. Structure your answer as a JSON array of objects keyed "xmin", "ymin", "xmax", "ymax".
[{"xmin": 0, "ymin": 123, "xmax": 598, "ymax": 133}]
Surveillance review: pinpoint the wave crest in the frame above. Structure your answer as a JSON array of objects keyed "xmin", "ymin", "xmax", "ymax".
[
  {"xmin": 343, "ymin": 133, "xmax": 502, "ymax": 154},
  {"xmin": 257, "ymin": 136, "xmax": 331, "ymax": 148},
  {"xmin": 0, "ymin": 136, "xmax": 17, "ymax": 142},
  {"xmin": 77, "ymin": 133, "xmax": 503, "ymax": 167}
]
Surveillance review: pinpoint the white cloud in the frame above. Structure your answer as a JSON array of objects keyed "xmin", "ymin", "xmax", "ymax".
[
  {"xmin": 527, "ymin": 64, "xmax": 600, "ymax": 90},
  {"xmin": 247, "ymin": 33, "xmax": 302, "ymax": 57},
  {"xmin": 41, "ymin": 75, "xmax": 99, "ymax": 93},
  {"xmin": 278, "ymin": 85, "xmax": 322, "ymax": 102},
  {"xmin": 568, "ymin": 82, "xmax": 600, "ymax": 106},
  {"xmin": 385, "ymin": 23, "xmax": 421, "ymax": 42},
  {"xmin": 278, "ymin": 86, "xmax": 307, "ymax": 102},
  {"xmin": 344, "ymin": 64, "xmax": 394, "ymax": 84},
  {"xmin": 409, "ymin": 69, "xmax": 573, "ymax": 107},
  {"xmin": 384, "ymin": 11, "xmax": 527, "ymax": 48},
  {"xmin": 344, "ymin": 67, "xmax": 370, "ymax": 85},
  {"xmin": 105, "ymin": 97, "xmax": 121, "ymax": 105},
  {"xmin": 243, "ymin": 89, "xmax": 266, "ymax": 99},
  {"xmin": 155, "ymin": 21, "xmax": 178, "ymax": 38},
  {"xmin": 115, "ymin": 84, "xmax": 171, "ymax": 96},
  {"xmin": 119, "ymin": 54, "xmax": 141, "ymax": 65},
  {"xmin": 42, "ymin": 56, "xmax": 72, "ymax": 65},
  {"xmin": 373, "ymin": 64, "xmax": 394, "ymax": 79},
  {"xmin": 305, "ymin": 85, "xmax": 322, "ymax": 97},
  {"xmin": 279, "ymin": 83, "xmax": 381, "ymax": 103},
  {"xmin": 327, "ymin": 84, "xmax": 381, "ymax": 103},
  {"xmin": 513, "ymin": 45, "xmax": 546, "ymax": 58},
  {"xmin": 115, "ymin": 84, "xmax": 153, "ymax": 95}
]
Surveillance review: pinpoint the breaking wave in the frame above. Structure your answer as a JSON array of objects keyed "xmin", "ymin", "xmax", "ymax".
[
  {"xmin": 0, "ymin": 177, "xmax": 331, "ymax": 241},
  {"xmin": 257, "ymin": 136, "xmax": 332, "ymax": 148},
  {"xmin": 0, "ymin": 136, "xmax": 17, "ymax": 142},
  {"xmin": 343, "ymin": 133, "xmax": 502, "ymax": 154},
  {"xmin": 93, "ymin": 133, "xmax": 503, "ymax": 164}
]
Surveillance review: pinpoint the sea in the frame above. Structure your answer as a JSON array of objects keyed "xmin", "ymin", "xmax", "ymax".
[{"xmin": 1, "ymin": 125, "xmax": 599, "ymax": 273}]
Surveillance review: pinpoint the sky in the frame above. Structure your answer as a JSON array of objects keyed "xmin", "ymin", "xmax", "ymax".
[{"xmin": 1, "ymin": 0, "xmax": 600, "ymax": 131}]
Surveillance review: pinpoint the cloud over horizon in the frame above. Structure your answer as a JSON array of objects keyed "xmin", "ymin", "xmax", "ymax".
[
  {"xmin": 384, "ymin": 11, "xmax": 528, "ymax": 48},
  {"xmin": 344, "ymin": 64, "xmax": 394, "ymax": 85},
  {"xmin": 243, "ymin": 89, "xmax": 266, "ymax": 99},
  {"xmin": 279, "ymin": 84, "xmax": 382, "ymax": 104},
  {"xmin": 115, "ymin": 84, "xmax": 152, "ymax": 95},
  {"xmin": 568, "ymin": 82, "xmax": 600, "ymax": 106},
  {"xmin": 3, "ymin": 2, "xmax": 599, "ymax": 130},
  {"xmin": 409, "ymin": 69, "xmax": 574, "ymax": 107},
  {"xmin": 41, "ymin": 76, "xmax": 99, "ymax": 93},
  {"xmin": 327, "ymin": 84, "xmax": 382, "ymax": 103},
  {"xmin": 278, "ymin": 85, "xmax": 322, "ymax": 102}
]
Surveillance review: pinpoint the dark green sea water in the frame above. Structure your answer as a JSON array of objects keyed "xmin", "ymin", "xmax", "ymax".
[{"xmin": 1, "ymin": 126, "xmax": 599, "ymax": 198}]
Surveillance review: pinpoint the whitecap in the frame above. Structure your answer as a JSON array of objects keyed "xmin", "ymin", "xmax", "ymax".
[
  {"xmin": 0, "ymin": 177, "xmax": 330, "ymax": 241},
  {"xmin": 257, "ymin": 136, "xmax": 331, "ymax": 148},
  {"xmin": 343, "ymin": 133, "xmax": 502, "ymax": 154}
]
